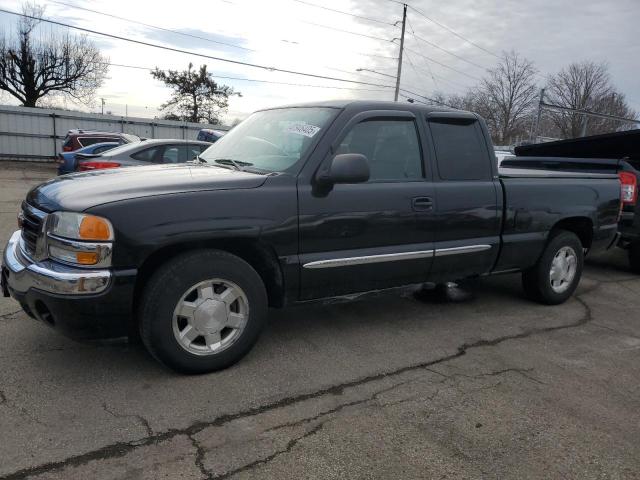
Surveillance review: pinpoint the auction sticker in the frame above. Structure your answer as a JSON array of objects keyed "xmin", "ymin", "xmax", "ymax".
[{"xmin": 285, "ymin": 123, "xmax": 321, "ymax": 138}]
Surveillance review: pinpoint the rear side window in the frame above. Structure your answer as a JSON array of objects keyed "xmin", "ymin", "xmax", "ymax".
[
  {"xmin": 429, "ymin": 120, "xmax": 491, "ymax": 181},
  {"xmin": 131, "ymin": 146, "xmax": 160, "ymax": 162}
]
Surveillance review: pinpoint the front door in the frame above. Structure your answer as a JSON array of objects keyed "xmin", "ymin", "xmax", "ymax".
[{"xmin": 298, "ymin": 111, "xmax": 436, "ymax": 300}]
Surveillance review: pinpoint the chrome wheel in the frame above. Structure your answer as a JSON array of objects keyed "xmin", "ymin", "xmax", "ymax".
[
  {"xmin": 172, "ymin": 279, "xmax": 249, "ymax": 356},
  {"xmin": 549, "ymin": 246, "xmax": 577, "ymax": 294}
]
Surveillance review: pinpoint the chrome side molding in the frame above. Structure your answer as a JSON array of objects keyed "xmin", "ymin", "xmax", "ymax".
[
  {"xmin": 303, "ymin": 250, "xmax": 435, "ymax": 269},
  {"xmin": 303, "ymin": 244, "xmax": 492, "ymax": 269},
  {"xmin": 433, "ymin": 245, "xmax": 491, "ymax": 257}
]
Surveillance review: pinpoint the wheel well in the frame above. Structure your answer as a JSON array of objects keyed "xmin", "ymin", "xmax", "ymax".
[
  {"xmin": 133, "ymin": 239, "xmax": 286, "ymax": 314},
  {"xmin": 551, "ymin": 217, "xmax": 593, "ymax": 248}
]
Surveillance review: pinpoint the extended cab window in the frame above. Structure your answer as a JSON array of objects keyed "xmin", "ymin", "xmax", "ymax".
[
  {"xmin": 429, "ymin": 119, "xmax": 491, "ymax": 181},
  {"xmin": 337, "ymin": 119, "xmax": 422, "ymax": 181}
]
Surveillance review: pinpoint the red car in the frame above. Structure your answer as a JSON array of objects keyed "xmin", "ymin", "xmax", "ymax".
[{"xmin": 61, "ymin": 129, "xmax": 140, "ymax": 152}]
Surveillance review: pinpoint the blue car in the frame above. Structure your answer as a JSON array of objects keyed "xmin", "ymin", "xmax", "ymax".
[
  {"xmin": 196, "ymin": 128, "xmax": 226, "ymax": 143},
  {"xmin": 56, "ymin": 142, "xmax": 121, "ymax": 175}
]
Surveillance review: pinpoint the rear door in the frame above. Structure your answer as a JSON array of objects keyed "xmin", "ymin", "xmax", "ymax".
[
  {"xmin": 297, "ymin": 110, "xmax": 436, "ymax": 299},
  {"xmin": 425, "ymin": 112, "xmax": 502, "ymax": 280}
]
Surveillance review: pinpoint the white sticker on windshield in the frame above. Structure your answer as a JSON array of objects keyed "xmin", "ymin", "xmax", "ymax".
[{"xmin": 285, "ymin": 123, "xmax": 321, "ymax": 138}]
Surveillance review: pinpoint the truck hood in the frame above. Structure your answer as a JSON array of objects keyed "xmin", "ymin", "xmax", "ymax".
[{"xmin": 27, "ymin": 163, "xmax": 269, "ymax": 212}]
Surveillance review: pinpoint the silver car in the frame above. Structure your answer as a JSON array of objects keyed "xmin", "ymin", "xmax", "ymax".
[{"xmin": 75, "ymin": 139, "xmax": 211, "ymax": 171}]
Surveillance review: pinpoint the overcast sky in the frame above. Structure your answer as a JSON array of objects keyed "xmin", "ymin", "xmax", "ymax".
[{"xmin": 0, "ymin": 0, "xmax": 638, "ymax": 123}]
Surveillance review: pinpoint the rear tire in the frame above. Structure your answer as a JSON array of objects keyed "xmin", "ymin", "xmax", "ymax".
[
  {"xmin": 139, "ymin": 249, "xmax": 268, "ymax": 374},
  {"xmin": 629, "ymin": 241, "xmax": 640, "ymax": 274},
  {"xmin": 522, "ymin": 231, "xmax": 584, "ymax": 305}
]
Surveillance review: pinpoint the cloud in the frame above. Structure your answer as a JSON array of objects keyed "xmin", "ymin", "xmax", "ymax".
[
  {"xmin": 139, "ymin": 27, "xmax": 252, "ymax": 56},
  {"xmin": 10, "ymin": 0, "xmax": 636, "ymax": 120}
]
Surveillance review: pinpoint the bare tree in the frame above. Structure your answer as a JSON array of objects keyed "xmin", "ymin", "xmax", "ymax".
[
  {"xmin": 151, "ymin": 63, "xmax": 238, "ymax": 124},
  {"xmin": 475, "ymin": 51, "xmax": 539, "ymax": 144},
  {"xmin": 0, "ymin": 3, "xmax": 108, "ymax": 107},
  {"xmin": 546, "ymin": 61, "xmax": 637, "ymax": 137}
]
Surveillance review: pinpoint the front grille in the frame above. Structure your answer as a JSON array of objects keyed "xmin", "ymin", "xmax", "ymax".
[{"xmin": 20, "ymin": 202, "xmax": 46, "ymax": 257}]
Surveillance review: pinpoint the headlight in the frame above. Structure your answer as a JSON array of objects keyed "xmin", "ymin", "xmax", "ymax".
[
  {"xmin": 46, "ymin": 212, "xmax": 114, "ymax": 267},
  {"xmin": 49, "ymin": 212, "xmax": 114, "ymax": 241}
]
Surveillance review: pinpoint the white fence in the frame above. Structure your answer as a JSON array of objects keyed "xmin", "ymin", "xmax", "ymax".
[{"xmin": 0, "ymin": 105, "xmax": 228, "ymax": 162}]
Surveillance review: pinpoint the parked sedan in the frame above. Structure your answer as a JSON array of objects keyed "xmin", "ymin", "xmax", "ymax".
[
  {"xmin": 75, "ymin": 139, "xmax": 211, "ymax": 171},
  {"xmin": 57, "ymin": 142, "xmax": 120, "ymax": 175}
]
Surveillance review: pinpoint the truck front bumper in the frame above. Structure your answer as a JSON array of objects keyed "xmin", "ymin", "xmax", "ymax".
[{"xmin": 2, "ymin": 230, "xmax": 135, "ymax": 339}]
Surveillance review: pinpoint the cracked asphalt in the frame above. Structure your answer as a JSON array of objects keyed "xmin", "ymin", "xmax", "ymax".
[{"xmin": 1, "ymin": 162, "xmax": 640, "ymax": 479}]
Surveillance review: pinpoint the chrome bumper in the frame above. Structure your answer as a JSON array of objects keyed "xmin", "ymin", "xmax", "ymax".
[{"xmin": 2, "ymin": 230, "xmax": 111, "ymax": 295}]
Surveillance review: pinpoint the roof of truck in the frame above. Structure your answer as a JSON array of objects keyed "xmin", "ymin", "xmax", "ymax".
[{"xmin": 259, "ymin": 99, "xmax": 459, "ymax": 114}]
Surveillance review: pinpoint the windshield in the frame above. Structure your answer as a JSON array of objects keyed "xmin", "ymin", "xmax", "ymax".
[{"xmin": 199, "ymin": 107, "xmax": 337, "ymax": 173}]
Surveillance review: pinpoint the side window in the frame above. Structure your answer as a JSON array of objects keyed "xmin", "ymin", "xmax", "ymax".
[
  {"xmin": 131, "ymin": 146, "xmax": 160, "ymax": 162},
  {"xmin": 161, "ymin": 146, "xmax": 181, "ymax": 164},
  {"xmin": 79, "ymin": 137, "xmax": 112, "ymax": 147},
  {"xmin": 336, "ymin": 119, "xmax": 423, "ymax": 181},
  {"xmin": 429, "ymin": 120, "xmax": 491, "ymax": 181},
  {"xmin": 184, "ymin": 145, "xmax": 202, "ymax": 161},
  {"xmin": 93, "ymin": 145, "xmax": 113, "ymax": 154}
]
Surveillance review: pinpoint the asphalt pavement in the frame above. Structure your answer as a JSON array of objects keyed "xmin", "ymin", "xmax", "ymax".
[{"xmin": 0, "ymin": 162, "xmax": 639, "ymax": 479}]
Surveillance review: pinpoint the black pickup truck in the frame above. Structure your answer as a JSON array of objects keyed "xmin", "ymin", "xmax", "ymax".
[{"xmin": 2, "ymin": 101, "xmax": 621, "ymax": 373}]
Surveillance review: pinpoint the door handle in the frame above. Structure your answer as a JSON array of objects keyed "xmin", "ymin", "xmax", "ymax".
[{"xmin": 412, "ymin": 196, "xmax": 433, "ymax": 211}]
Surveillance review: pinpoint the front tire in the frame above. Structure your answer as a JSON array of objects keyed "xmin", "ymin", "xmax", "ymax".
[
  {"xmin": 139, "ymin": 249, "xmax": 268, "ymax": 374},
  {"xmin": 522, "ymin": 231, "xmax": 584, "ymax": 305}
]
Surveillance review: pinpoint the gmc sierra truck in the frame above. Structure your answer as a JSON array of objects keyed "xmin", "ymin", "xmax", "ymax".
[{"xmin": 2, "ymin": 101, "xmax": 622, "ymax": 373}]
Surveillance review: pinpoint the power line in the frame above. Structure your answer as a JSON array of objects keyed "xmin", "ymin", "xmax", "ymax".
[
  {"xmin": 291, "ymin": 0, "xmax": 399, "ymax": 27},
  {"xmin": 48, "ymin": 0, "xmax": 397, "ymax": 61},
  {"xmin": 407, "ymin": 5, "xmax": 500, "ymax": 59},
  {"xmin": 0, "ymin": 8, "xmax": 398, "ymax": 90},
  {"xmin": 403, "ymin": 52, "xmax": 473, "ymax": 91},
  {"xmin": 405, "ymin": 17, "xmax": 487, "ymax": 70},
  {"xmin": 105, "ymin": 62, "xmax": 390, "ymax": 92},
  {"xmin": 403, "ymin": 49, "xmax": 432, "ymax": 93},
  {"xmin": 300, "ymin": 20, "xmax": 392, "ymax": 42},
  {"xmin": 402, "ymin": 45, "xmax": 482, "ymax": 81},
  {"xmin": 399, "ymin": 88, "xmax": 456, "ymax": 109},
  {"xmin": 48, "ymin": 0, "xmax": 255, "ymax": 52}
]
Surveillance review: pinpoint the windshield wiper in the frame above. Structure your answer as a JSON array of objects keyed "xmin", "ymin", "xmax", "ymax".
[
  {"xmin": 195, "ymin": 154, "xmax": 207, "ymax": 164},
  {"xmin": 213, "ymin": 158, "xmax": 253, "ymax": 172}
]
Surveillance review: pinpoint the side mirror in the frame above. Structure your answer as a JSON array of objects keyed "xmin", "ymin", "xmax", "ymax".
[{"xmin": 318, "ymin": 153, "xmax": 370, "ymax": 186}]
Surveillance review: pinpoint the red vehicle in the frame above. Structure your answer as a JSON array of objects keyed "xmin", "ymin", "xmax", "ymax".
[{"xmin": 61, "ymin": 129, "xmax": 140, "ymax": 152}]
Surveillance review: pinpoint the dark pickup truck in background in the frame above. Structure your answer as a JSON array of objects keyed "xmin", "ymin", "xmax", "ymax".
[
  {"xmin": 2, "ymin": 100, "xmax": 621, "ymax": 373},
  {"xmin": 502, "ymin": 129, "xmax": 639, "ymax": 272}
]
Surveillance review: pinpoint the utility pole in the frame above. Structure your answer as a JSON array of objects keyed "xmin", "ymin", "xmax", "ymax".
[
  {"xmin": 394, "ymin": 3, "xmax": 407, "ymax": 102},
  {"xmin": 100, "ymin": 97, "xmax": 105, "ymax": 115},
  {"xmin": 529, "ymin": 88, "xmax": 545, "ymax": 143}
]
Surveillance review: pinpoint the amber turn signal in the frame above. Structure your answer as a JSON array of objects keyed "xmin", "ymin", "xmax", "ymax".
[
  {"xmin": 76, "ymin": 251, "xmax": 99, "ymax": 265},
  {"xmin": 79, "ymin": 215, "xmax": 112, "ymax": 241}
]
